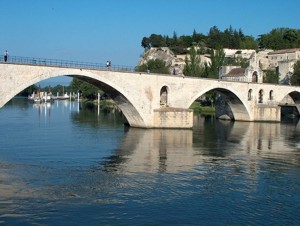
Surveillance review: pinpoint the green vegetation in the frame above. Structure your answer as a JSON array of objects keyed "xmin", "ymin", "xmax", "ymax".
[
  {"xmin": 190, "ymin": 102, "xmax": 215, "ymax": 114},
  {"xmin": 183, "ymin": 47, "xmax": 204, "ymax": 77},
  {"xmin": 141, "ymin": 25, "xmax": 261, "ymax": 55},
  {"xmin": 141, "ymin": 26, "xmax": 300, "ymax": 55},
  {"xmin": 291, "ymin": 61, "xmax": 300, "ymax": 85},
  {"xmin": 135, "ymin": 58, "xmax": 170, "ymax": 74},
  {"xmin": 183, "ymin": 47, "xmax": 225, "ymax": 78},
  {"xmin": 258, "ymin": 28, "xmax": 300, "ymax": 50},
  {"xmin": 264, "ymin": 70, "xmax": 279, "ymax": 84},
  {"xmin": 71, "ymin": 78, "xmax": 101, "ymax": 100}
]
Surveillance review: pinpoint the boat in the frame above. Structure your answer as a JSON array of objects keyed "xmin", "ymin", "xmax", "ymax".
[
  {"xmin": 52, "ymin": 93, "xmax": 70, "ymax": 100},
  {"xmin": 28, "ymin": 91, "xmax": 54, "ymax": 103}
]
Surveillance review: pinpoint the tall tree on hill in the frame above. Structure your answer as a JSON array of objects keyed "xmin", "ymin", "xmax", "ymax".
[
  {"xmin": 204, "ymin": 48, "xmax": 225, "ymax": 78},
  {"xmin": 183, "ymin": 47, "xmax": 204, "ymax": 77}
]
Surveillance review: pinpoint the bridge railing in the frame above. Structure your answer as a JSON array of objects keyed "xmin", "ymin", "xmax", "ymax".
[{"xmin": 0, "ymin": 55, "xmax": 134, "ymax": 72}]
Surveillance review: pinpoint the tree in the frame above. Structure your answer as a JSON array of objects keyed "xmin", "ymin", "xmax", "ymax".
[
  {"xmin": 258, "ymin": 28, "xmax": 300, "ymax": 50},
  {"xmin": 141, "ymin": 37, "xmax": 151, "ymax": 49},
  {"xmin": 149, "ymin": 34, "xmax": 166, "ymax": 47},
  {"xmin": 291, "ymin": 61, "xmax": 300, "ymax": 85},
  {"xmin": 183, "ymin": 47, "xmax": 204, "ymax": 77},
  {"xmin": 17, "ymin": 85, "xmax": 38, "ymax": 96},
  {"xmin": 71, "ymin": 78, "xmax": 100, "ymax": 100},
  {"xmin": 264, "ymin": 70, "xmax": 279, "ymax": 84},
  {"xmin": 204, "ymin": 48, "xmax": 225, "ymax": 78},
  {"xmin": 135, "ymin": 59, "xmax": 170, "ymax": 74}
]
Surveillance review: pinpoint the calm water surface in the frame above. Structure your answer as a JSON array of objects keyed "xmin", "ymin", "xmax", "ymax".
[{"xmin": 0, "ymin": 98, "xmax": 299, "ymax": 225}]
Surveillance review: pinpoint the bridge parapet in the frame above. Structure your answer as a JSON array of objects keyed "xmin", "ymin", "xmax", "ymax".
[{"xmin": 0, "ymin": 55, "xmax": 134, "ymax": 72}]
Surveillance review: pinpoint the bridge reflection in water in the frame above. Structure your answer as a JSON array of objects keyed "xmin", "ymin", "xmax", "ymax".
[{"xmin": 101, "ymin": 117, "xmax": 300, "ymax": 174}]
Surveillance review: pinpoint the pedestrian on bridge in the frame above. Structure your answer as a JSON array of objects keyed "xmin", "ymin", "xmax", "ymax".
[
  {"xmin": 106, "ymin": 60, "xmax": 112, "ymax": 70},
  {"xmin": 4, "ymin": 50, "xmax": 8, "ymax": 62}
]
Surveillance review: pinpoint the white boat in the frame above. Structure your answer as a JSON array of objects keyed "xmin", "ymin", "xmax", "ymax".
[
  {"xmin": 52, "ymin": 93, "xmax": 70, "ymax": 100},
  {"xmin": 28, "ymin": 91, "xmax": 54, "ymax": 103}
]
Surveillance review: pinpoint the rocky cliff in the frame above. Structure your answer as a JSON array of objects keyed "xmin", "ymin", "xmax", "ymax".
[{"xmin": 138, "ymin": 47, "xmax": 186, "ymax": 75}]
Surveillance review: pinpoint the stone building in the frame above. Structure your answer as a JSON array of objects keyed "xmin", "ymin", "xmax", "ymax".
[
  {"xmin": 268, "ymin": 48, "xmax": 300, "ymax": 83},
  {"xmin": 219, "ymin": 52, "xmax": 263, "ymax": 83}
]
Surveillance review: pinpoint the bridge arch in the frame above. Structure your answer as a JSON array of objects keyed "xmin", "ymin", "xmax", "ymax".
[
  {"xmin": 1, "ymin": 66, "xmax": 147, "ymax": 127},
  {"xmin": 187, "ymin": 85, "xmax": 251, "ymax": 121}
]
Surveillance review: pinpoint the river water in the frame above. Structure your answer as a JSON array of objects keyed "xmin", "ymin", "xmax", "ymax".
[{"xmin": 0, "ymin": 98, "xmax": 299, "ymax": 225}]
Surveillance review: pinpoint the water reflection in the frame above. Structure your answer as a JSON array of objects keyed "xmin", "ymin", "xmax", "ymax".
[
  {"xmin": 101, "ymin": 128, "xmax": 194, "ymax": 173},
  {"xmin": 99, "ymin": 116, "xmax": 300, "ymax": 175}
]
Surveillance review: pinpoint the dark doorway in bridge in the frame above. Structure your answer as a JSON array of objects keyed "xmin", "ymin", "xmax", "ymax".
[
  {"xmin": 259, "ymin": 89, "xmax": 264, "ymax": 103},
  {"xmin": 252, "ymin": 71, "xmax": 258, "ymax": 83},
  {"xmin": 160, "ymin": 86, "xmax": 168, "ymax": 107},
  {"xmin": 269, "ymin": 90, "xmax": 274, "ymax": 100},
  {"xmin": 248, "ymin": 89, "xmax": 253, "ymax": 101}
]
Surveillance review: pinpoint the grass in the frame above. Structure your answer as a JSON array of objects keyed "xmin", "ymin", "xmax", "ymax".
[{"xmin": 190, "ymin": 102, "xmax": 215, "ymax": 114}]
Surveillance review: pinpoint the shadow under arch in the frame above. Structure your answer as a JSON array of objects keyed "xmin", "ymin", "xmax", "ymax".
[
  {"xmin": 190, "ymin": 87, "xmax": 250, "ymax": 121},
  {"xmin": 287, "ymin": 91, "xmax": 300, "ymax": 104},
  {"xmin": 280, "ymin": 91, "xmax": 300, "ymax": 116}
]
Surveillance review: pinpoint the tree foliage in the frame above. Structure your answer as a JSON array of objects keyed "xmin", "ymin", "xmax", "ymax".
[
  {"xmin": 17, "ymin": 85, "xmax": 38, "ymax": 96},
  {"xmin": 204, "ymin": 48, "xmax": 225, "ymax": 78},
  {"xmin": 141, "ymin": 27, "xmax": 300, "ymax": 55},
  {"xmin": 183, "ymin": 47, "xmax": 204, "ymax": 77},
  {"xmin": 264, "ymin": 70, "xmax": 279, "ymax": 84},
  {"xmin": 71, "ymin": 78, "xmax": 101, "ymax": 100},
  {"xmin": 135, "ymin": 58, "xmax": 170, "ymax": 74},
  {"xmin": 141, "ymin": 26, "xmax": 260, "ymax": 55},
  {"xmin": 291, "ymin": 61, "xmax": 300, "ymax": 85},
  {"xmin": 258, "ymin": 28, "xmax": 300, "ymax": 50}
]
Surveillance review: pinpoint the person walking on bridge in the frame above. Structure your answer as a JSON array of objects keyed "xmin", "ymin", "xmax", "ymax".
[{"xmin": 4, "ymin": 50, "xmax": 8, "ymax": 62}]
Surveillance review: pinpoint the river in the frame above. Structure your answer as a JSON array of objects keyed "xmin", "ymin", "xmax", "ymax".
[{"xmin": 0, "ymin": 98, "xmax": 299, "ymax": 225}]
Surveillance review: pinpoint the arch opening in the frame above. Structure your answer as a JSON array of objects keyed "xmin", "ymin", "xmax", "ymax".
[
  {"xmin": 248, "ymin": 89, "xmax": 253, "ymax": 101},
  {"xmin": 71, "ymin": 75, "xmax": 146, "ymax": 127},
  {"xmin": 258, "ymin": 89, "xmax": 264, "ymax": 103},
  {"xmin": 280, "ymin": 91, "xmax": 300, "ymax": 118},
  {"xmin": 269, "ymin": 90, "xmax": 274, "ymax": 100},
  {"xmin": 189, "ymin": 88, "xmax": 251, "ymax": 121},
  {"xmin": 1, "ymin": 68, "xmax": 147, "ymax": 128},
  {"xmin": 252, "ymin": 71, "xmax": 258, "ymax": 83},
  {"xmin": 160, "ymin": 86, "xmax": 169, "ymax": 107}
]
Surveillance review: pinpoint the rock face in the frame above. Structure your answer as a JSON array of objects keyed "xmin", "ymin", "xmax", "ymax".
[{"xmin": 138, "ymin": 47, "xmax": 185, "ymax": 75}]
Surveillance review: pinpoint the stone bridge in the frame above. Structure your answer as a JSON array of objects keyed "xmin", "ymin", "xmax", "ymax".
[{"xmin": 1, "ymin": 58, "xmax": 300, "ymax": 128}]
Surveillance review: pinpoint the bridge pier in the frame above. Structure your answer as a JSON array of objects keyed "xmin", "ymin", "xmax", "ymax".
[
  {"xmin": 252, "ymin": 105, "xmax": 281, "ymax": 122},
  {"xmin": 153, "ymin": 108, "xmax": 193, "ymax": 129}
]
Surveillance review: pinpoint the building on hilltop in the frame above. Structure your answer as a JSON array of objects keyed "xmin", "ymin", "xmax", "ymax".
[
  {"xmin": 219, "ymin": 52, "xmax": 263, "ymax": 83},
  {"xmin": 268, "ymin": 48, "xmax": 300, "ymax": 83}
]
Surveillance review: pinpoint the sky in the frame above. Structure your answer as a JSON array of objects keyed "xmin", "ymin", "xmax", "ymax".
[{"xmin": 0, "ymin": 0, "xmax": 299, "ymax": 85}]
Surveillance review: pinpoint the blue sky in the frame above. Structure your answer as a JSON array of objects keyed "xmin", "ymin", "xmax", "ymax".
[{"xmin": 0, "ymin": 0, "xmax": 299, "ymax": 85}]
